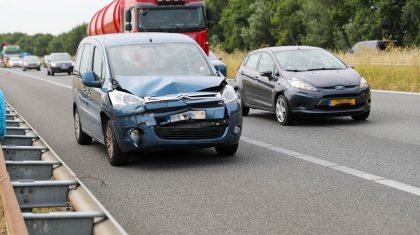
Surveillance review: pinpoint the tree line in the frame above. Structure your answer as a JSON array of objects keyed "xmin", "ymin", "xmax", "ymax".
[
  {"xmin": 207, "ymin": 0, "xmax": 420, "ymax": 52},
  {"xmin": 0, "ymin": 24, "xmax": 87, "ymax": 56}
]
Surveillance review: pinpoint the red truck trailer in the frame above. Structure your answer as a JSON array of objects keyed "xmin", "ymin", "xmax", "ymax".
[{"xmin": 88, "ymin": 0, "xmax": 212, "ymax": 54}]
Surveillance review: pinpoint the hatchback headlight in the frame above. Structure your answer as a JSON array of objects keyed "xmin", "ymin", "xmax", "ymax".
[
  {"xmin": 221, "ymin": 85, "xmax": 238, "ymax": 103},
  {"xmin": 360, "ymin": 77, "xmax": 369, "ymax": 89},
  {"xmin": 109, "ymin": 90, "xmax": 144, "ymax": 107},
  {"xmin": 289, "ymin": 79, "xmax": 318, "ymax": 92}
]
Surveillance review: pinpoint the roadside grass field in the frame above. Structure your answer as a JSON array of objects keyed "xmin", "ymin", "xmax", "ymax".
[{"xmin": 215, "ymin": 48, "xmax": 420, "ymax": 92}]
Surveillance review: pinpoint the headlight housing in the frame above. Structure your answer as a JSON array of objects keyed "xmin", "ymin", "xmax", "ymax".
[
  {"xmin": 360, "ymin": 77, "xmax": 369, "ymax": 89},
  {"xmin": 289, "ymin": 79, "xmax": 318, "ymax": 92},
  {"xmin": 221, "ymin": 85, "xmax": 238, "ymax": 103},
  {"xmin": 108, "ymin": 90, "xmax": 144, "ymax": 108},
  {"xmin": 51, "ymin": 63, "xmax": 57, "ymax": 67}
]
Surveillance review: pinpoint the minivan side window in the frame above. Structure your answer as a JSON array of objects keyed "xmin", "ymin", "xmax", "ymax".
[
  {"xmin": 258, "ymin": 53, "xmax": 276, "ymax": 73},
  {"xmin": 73, "ymin": 44, "xmax": 85, "ymax": 75},
  {"xmin": 92, "ymin": 47, "xmax": 104, "ymax": 81},
  {"xmin": 245, "ymin": 53, "xmax": 260, "ymax": 71},
  {"xmin": 79, "ymin": 44, "xmax": 94, "ymax": 76}
]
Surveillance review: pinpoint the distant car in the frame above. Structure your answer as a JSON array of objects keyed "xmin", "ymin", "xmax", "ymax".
[
  {"xmin": 43, "ymin": 55, "xmax": 51, "ymax": 68},
  {"xmin": 209, "ymin": 51, "xmax": 227, "ymax": 77},
  {"xmin": 8, "ymin": 57, "xmax": 22, "ymax": 68},
  {"xmin": 73, "ymin": 33, "xmax": 242, "ymax": 166},
  {"xmin": 235, "ymin": 46, "xmax": 371, "ymax": 125},
  {"xmin": 22, "ymin": 56, "xmax": 41, "ymax": 71},
  {"xmin": 350, "ymin": 40, "xmax": 396, "ymax": 54},
  {"xmin": 47, "ymin": 53, "xmax": 73, "ymax": 76}
]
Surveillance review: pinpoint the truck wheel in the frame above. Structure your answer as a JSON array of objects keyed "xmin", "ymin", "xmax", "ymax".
[
  {"xmin": 74, "ymin": 109, "xmax": 92, "ymax": 145},
  {"xmin": 51, "ymin": 71, "xmax": 55, "ymax": 76},
  {"xmin": 68, "ymin": 71, "xmax": 72, "ymax": 75},
  {"xmin": 104, "ymin": 120, "xmax": 129, "ymax": 166},
  {"xmin": 47, "ymin": 70, "xmax": 50, "ymax": 76},
  {"xmin": 215, "ymin": 144, "xmax": 239, "ymax": 156}
]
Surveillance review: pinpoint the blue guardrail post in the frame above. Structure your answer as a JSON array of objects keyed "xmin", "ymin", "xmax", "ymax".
[{"xmin": 0, "ymin": 90, "xmax": 6, "ymax": 139}]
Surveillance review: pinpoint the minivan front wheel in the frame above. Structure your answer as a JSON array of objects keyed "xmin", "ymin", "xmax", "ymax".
[
  {"xmin": 275, "ymin": 95, "xmax": 294, "ymax": 125},
  {"xmin": 104, "ymin": 120, "xmax": 128, "ymax": 166},
  {"xmin": 74, "ymin": 109, "xmax": 92, "ymax": 145}
]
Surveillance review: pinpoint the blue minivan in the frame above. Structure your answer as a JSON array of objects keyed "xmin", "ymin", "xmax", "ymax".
[{"xmin": 72, "ymin": 33, "xmax": 242, "ymax": 166}]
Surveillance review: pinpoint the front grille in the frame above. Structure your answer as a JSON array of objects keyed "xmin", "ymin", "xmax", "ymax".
[{"xmin": 155, "ymin": 124, "xmax": 226, "ymax": 140}]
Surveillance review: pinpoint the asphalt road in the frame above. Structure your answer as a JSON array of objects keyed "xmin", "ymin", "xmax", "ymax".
[{"xmin": 1, "ymin": 68, "xmax": 419, "ymax": 234}]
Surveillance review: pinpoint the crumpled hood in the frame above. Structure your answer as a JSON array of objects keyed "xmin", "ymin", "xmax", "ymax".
[
  {"xmin": 284, "ymin": 69, "xmax": 361, "ymax": 87},
  {"xmin": 115, "ymin": 76, "xmax": 226, "ymax": 97}
]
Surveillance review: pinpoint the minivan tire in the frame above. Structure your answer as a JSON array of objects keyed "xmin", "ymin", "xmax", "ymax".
[
  {"xmin": 275, "ymin": 95, "xmax": 294, "ymax": 125},
  {"xmin": 74, "ymin": 109, "xmax": 92, "ymax": 145},
  {"xmin": 215, "ymin": 144, "xmax": 239, "ymax": 156},
  {"xmin": 236, "ymin": 90, "xmax": 250, "ymax": 116},
  {"xmin": 104, "ymin": 120, "xmax": 129, "ymax": 166}
]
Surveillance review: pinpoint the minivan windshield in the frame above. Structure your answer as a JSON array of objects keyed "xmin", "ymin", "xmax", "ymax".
[
  {"xmin": 108, "ymin": 43, "xmax": 213, "ymax": 77},
  {"xmin": 51, "ymin": 54, "xmax": 71, "ymax": 61},
  {"xmin": 275, "ymin": 49, "xmax": 347, "ymax": 72}
]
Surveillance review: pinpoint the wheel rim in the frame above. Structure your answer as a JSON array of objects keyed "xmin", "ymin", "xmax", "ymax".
[
  {"xmin": 276, "ymin": 98, "xmax": 286, "ymax": 123},
  {"xmin": 74, "ymin": 112, "xmax": 80, "ymax": 139},
  {"xmin": 105, "ymin": 124, "xmax": 113, "ymax": 159}
]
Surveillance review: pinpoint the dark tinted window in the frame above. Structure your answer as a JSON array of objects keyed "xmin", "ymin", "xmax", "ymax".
[
  {"xmin": 74, "ymin": 44, "xmax": 85, "ymax": 74},
  {"xmin": 79, "ymin": 44, "xmax": 93, "ymax": 75},
  {"xmin": 245, "ymin": 53, "xmax": 260, "ymax": 71},
  {"xmin": 258, "ymin": 53, "xmax": 275, "ymax": 73},
  {"xmin": 93, "ymin": 47, "xmax": 104, "ymax": 81}
]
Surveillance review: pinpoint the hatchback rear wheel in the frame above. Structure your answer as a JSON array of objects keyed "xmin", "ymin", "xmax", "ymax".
[
  {"xmin": 275, "ymin": 95, "xmax": 294, "ymax": 125},
  {"xmin": 104, "ymin": 120, "xmax": 128, "ymax": 166},
  {"xmin": 236, "ymin": 90, "xmax": 249, "ymax": 116}
]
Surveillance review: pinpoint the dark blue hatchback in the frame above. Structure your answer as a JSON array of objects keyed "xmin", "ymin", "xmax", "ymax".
[{"xmin": 72, "ymin": 33, "xmax": 242, "ymax": 166}]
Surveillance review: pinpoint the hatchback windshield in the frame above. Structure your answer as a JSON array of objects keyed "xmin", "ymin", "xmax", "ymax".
[
  {"xmin": 275, "ymin": 49, "xmax": 347, "ymax": 72},
  {"xmin": 138, "ymin": 8, "xmax": 205, "ymax": 32},
  {"xmin": 24, "ymin": 56, "xmax": 39, "ymax": 62},
  {"xmin": 51, "ymin": 54, "xmax": 71, "ymax": 61},
  {"xmin": 9, "ymin": 57, "xmax": 21, "ymax": 61},
  {"xmin": 108, "ymin": 43, "xmax": 212, "ymax": 76}
]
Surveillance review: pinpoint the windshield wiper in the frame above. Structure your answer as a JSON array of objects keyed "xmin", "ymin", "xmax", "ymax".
[
  {"xmin": 285, "ymin": 69, "xmax": 307, "ymax": 72},
  {"xmin": 306, "ymin": 68, "xmax": 343, "ymax": 71}
]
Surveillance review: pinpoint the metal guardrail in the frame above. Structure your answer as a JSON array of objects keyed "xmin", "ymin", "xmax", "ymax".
[{"xmin": 0, "ymin": 102, "xmax": 128, "ymax": 235}]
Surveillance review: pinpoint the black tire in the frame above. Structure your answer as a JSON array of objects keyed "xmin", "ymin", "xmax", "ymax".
[
  {"xmin": 68, "ymin": 71, "xmax": 72, "ymax": 75},
  {"xmin": 215, "ymin": 143, "xmax": 239, "ymax": 156},
  {"xmin": 351, "ymin": 110, "xmax": 370, "ymax": 121},
  {"xmin": 275, "ymin": 95, "xmax": 294, "ymax": 125},
  {"xmin": 236, "ymin": 90, "xmax": 250, "ymax": 116},
  {"xmin": 104, "ymin": 120, "xmax": 129, "ymax": 166},
  {"xmin": 74, "ymin": 109, "xmax": 92, "ymax": 145},
  {"xmin": 37, "ymin": 67, "xmax": 41, "ymax": 71},
  {"xmin": 22, "ymin": 68, "xmax": 26, "ymax": 71},
  {"xmin": 51, "ymin": 71, "xmax": 55, "ymax": 76},
  {"xmin": 47, "ymin": 70, "xmax": 50, "ymax": 76}
]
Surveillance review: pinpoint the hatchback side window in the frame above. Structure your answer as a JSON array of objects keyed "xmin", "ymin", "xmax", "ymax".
[
  {"xmin": 258, "ymin": 53, "xmax": 275, "ymax": 74},
  {"xmin": 73, "ymin": 44, "xmax": 85, "ymax": 75},
  {"xmin": 79, "ymin": 43, "xmax": 94, "ymax": 76},
  {"xmin": 245, "ymin": 53, "xmax": 260, "ymax": 71},
  {"xmin": 92, "ymin": 47, "xmax": 104, "ymax": 81}
]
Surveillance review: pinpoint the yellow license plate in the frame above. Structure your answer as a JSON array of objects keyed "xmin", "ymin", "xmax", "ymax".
[{"xmin": 329, "ymin": 99, "xmax": 356, "ymax": 106}]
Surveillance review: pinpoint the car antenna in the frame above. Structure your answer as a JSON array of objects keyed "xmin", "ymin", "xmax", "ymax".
[
  {"xmin": 289, "ymin": 33, "xmax": 300, "ymax": 50},
  {"xmin": 138, "ymin": 9, "xmax": 152, "ymax": 43}
]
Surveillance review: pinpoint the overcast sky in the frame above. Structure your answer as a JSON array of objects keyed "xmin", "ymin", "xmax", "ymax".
[{"xmin": 0, "ymin": 0, "xmax": 114, "ymax": 35}]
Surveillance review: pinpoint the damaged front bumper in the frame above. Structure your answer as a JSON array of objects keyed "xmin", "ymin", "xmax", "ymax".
[{"xmin": 110, "ymin": 94, "xmax": 242, "ymax": 153}]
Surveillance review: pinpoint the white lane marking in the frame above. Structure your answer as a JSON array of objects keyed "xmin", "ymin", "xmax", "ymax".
[
  {"xmin": 1, "ymin": 69, "xmax": 72, "ymax": 89},
  {"xmin": 375, "ymin": 179, "xmax": 420, "ymax": 196},
  {"xmin": 242, "ymin": 136, "xmax": 420, "ymax": 197},
  {"xmin": 371, "ymin": 89, "xmax": 420, "ymax": 96},
  {"xmin": 331, "ymin": 165, "xmax": 384, "ymax": 180}
]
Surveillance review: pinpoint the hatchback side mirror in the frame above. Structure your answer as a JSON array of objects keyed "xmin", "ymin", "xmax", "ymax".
[{"xmin": 82, "ymin": 71, "xmax": 102, "ymax": 88}]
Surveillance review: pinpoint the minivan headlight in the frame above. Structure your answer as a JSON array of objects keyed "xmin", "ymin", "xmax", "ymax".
[
  {"xmin": 360, "ymin": 77, "xmax": 369, "ymax": 89},
  {"xmin": 109, "ymin": 90, "xmax": 144, "ymax": 107},
  {"xmin": 289, "ymin": 79, "xmax": 318, "ymax": 92},
  {"xmin": 221, "ymin": 85, "xmax": 238, "ymax": 103}
]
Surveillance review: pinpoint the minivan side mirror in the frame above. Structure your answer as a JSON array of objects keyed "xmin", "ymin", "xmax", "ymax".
[
  {"xmin": 260, "ymin": 70, "xmax": 273, "ymax": 77},
  {"xmin": 82, "ymin": 71, "xmax": 102, "ymax": 88}
]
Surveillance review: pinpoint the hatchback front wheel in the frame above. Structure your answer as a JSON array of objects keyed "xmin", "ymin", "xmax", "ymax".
[{"xmin": 275, "ymin": 95, "xmax": 294, "ymax": 125}]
